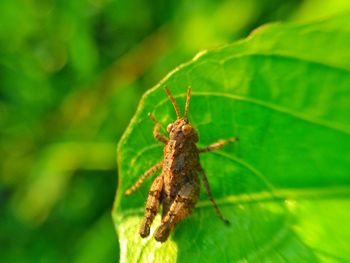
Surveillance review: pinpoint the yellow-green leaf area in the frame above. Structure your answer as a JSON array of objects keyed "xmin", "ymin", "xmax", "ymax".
[{"xmin": 113, "ymin": 13, "xmax": 350, "ymax": 263}]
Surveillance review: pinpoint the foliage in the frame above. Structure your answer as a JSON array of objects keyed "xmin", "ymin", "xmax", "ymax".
[
  {"xmin": 1, "ymin": 0, "xmax": 350, "ymax": 262},
  {"xmin": 114, "ymin": 13, "xmax": 350, "ymax": 262}
]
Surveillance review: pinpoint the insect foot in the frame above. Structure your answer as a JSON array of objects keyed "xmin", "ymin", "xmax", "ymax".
[
  {"xmin": 154, "ymin": 222, "xmax": 172, "ymax": 243},
  {"xmin": 125, "ymin": 86, "xmax": 238, "ymax": 242}
]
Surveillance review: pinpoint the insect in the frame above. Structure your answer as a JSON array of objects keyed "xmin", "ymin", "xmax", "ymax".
[{"xmin": 125, "ymin": 86, "xmax": 238, "ymax": 242}]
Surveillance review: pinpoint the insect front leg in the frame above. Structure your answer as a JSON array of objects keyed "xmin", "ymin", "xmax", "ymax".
[
  {"xmin": 124, "ymin": 161, "xmax": 163, "ymax": 196},
  {"xmin": 198, "ymin": 137, "xmax": 238, "ymax": 153},
  {"xmin": 154, "ymin": 181, "xmax": 199, "ymax": 242},
  {"xmin": 148, "ymin": 113, "xmax": 168, "ymax": 144},
  {"xmin": 198, "ymin": 167, "xmax": 230, "ymax": 224},
  {"xmin": 140, "ymin": 174, "xmax": 164, "ymax": 238}
]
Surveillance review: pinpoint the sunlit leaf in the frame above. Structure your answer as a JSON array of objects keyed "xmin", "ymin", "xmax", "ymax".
[{"xmin": 113, "ymin": 14, "xmax": 350, "ymax": 262}]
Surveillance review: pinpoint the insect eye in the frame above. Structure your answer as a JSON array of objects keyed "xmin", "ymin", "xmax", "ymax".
[
  {"xmin": 181, "ymin": 124, "xmax": 192, "ymax": 135},
  {"xmin": 167, "ymin": 123, "xmax": 173, "ymax": 133}
]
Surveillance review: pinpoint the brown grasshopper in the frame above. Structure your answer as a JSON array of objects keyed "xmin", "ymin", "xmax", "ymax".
[{"xmin": 125, "ymin": 87, "xmax": 238, "ymax": 242}]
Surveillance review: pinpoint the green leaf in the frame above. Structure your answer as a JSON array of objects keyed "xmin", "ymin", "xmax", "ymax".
[{"xmin": 113, "ymin": 14, "xmax": 350, "ymax": 262}]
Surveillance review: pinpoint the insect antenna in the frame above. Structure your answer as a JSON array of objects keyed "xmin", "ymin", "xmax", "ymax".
[
  {"xmin": 184, "ymin": 86, "xmax": 191, "ymax": 118},
  {"xmin": 164, "ymin": 86, "xmax": 181, "ymax": 118}
]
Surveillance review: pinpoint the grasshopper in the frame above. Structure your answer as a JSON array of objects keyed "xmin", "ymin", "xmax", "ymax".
[{"xmin": 125, "ymin": 87, "xmax": 237, "ymax": 242}]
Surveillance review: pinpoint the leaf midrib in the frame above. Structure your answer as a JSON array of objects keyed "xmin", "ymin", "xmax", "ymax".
[
  {"xmin": 152, "ymin": 92, "xmax": 350, "ymax": 135},
  {"xmin": 116, "ymin": 185, "xmax": 350, "ymax": 220}
]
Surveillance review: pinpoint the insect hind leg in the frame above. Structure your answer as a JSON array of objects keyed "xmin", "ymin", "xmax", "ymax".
[
  {"xmin": 154, "ymin": 181, "xmax": 199, "ymax": 242},
  {"xmin": 140, "ymin": 174, "xmax": 164, "ymax": 238}
]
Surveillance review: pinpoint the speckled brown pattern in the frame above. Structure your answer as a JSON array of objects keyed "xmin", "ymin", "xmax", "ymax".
[{"xmin": 125, "ymin": 87, "xmax": 238, "ymax": 242}]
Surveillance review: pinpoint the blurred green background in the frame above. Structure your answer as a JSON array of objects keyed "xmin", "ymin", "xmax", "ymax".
[{"xmin": 1, "ymin": 0, "xmax": 349, "ymax": 262}]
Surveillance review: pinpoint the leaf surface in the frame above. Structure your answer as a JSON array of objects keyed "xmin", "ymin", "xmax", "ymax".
[{"xmin": 113, "ymin": 14, "xmax": 350, "ymax": 263}]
